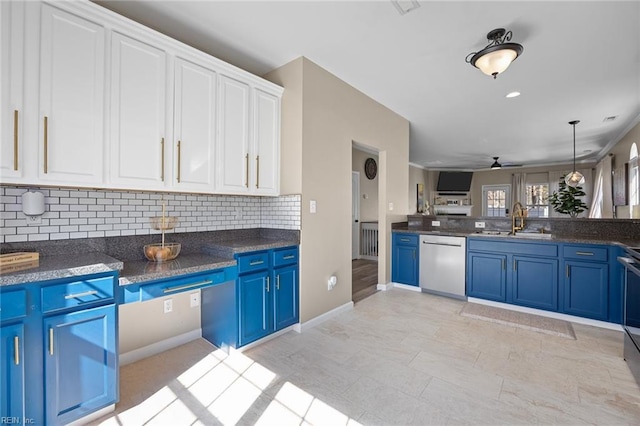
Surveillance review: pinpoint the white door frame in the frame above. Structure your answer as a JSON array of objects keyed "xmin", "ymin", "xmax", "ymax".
[{"xmin": 352, "ymin": 171, "xmax": 360, "ymax": 260}]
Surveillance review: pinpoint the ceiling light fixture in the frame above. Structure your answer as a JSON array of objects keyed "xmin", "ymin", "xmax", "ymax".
[
  {"xmin": 505, "ymin": 91, "xmax": 521, "ymax": 98},
  {"xmin": 466, "ymin": 28, "xmax": 524, "ymax": 79},
  {"xmin": 390, "ymin": 0, "xmax": 420, "ymax": 15},
  {"xmin": 565, "ymin": 120, "xmax": 585, "ymax": 187},
  {"xmin": 490, "ymin": 157, "xmax": 502, "ymax": 170}
]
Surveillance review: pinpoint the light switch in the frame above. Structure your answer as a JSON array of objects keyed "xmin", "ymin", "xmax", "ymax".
[
  {"xmin": 388, "ymin": 202, "xmax": 394, "ymax": 211},
  {"xmin": 310, "ymin": 200, "xmax": 317, "ymax": 214}
]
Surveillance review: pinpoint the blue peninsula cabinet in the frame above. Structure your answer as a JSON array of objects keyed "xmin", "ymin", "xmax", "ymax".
[
  {"xmin": 0, "ymin": 271, "xmax": 118, "ymax": 425},
  {"xmin": 392, "ymin": 233, "xmax": 419, "ymax": 286},
  {"xmin": 202, "ymin": 246, "xmax": 299, "ymax": 349},
  {"xmin": 466, "ymin": 237, "xmax": 623, "ymax": 323}
]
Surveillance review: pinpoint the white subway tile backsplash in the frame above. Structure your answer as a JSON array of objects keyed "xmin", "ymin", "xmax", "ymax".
[{"xmin": 0, "ymin": 186, "xmax": 301, "ymax": 243}]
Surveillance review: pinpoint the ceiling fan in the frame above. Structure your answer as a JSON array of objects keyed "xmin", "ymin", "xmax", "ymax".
[{"xmin": 490, "ymin": 156, "xmax": 522, "ymax": 169}]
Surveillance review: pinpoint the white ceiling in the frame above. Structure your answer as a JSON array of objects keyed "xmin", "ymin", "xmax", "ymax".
[{"xmin": 96, "ymin": 0, "xmax": 640, "ymax": 171}]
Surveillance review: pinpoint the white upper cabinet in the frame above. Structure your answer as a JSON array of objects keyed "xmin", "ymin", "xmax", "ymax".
[
  {"xmin": 217, "ymin": 75, "xmax": 250, "ymax": 193},
  {"xmin": 37, "ymin": 3, "xmax": 105, "ymax": 184},
  {"xmin": 109, "ymin": 32, "xmax": 169, "ymax": 189},
  {"xmin": 173, "ymin": 57, "xmax": 217, "ymax": 192},
  {"xmin": 253, "ymin": 89, "xmax": 280, "ymax": 195},
  {"xmin": 0, "ymin": 1, "xmax": 25, "ymax": 180}
]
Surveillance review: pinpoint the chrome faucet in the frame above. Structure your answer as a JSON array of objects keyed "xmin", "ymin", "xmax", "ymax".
[{"xmin": 512, "ymin": 202, "xmax": 526, "ymax": 234}]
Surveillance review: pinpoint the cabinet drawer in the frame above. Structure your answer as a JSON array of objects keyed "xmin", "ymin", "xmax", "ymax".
[
  {"xmin": 394, "ymin": 233, "xmax": 419, "ymax": 246},
  {"xmin": 273, "ymin": 247, "xmax": 298, "ymax": 267},
  {"xmin": 42, "ymin": 276, "xmax": 115, "ymax": 313},
  {"xmin": 0, "ymin": 289, "xmax": 27, "ymax": 322},
  {"xmin": 563, "ymin": 245, "xmax": 608, "ymax": 262},
  {"xmin": 122, "ymin": 267, "xmax": 237, "ymax": 303},
  {"xmin": 237, "ymin": 252, "xmax": 270, "ymax": 274}
]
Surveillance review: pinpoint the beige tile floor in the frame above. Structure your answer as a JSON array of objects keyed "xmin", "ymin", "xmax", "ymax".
[{"xmin": 91, "ymin": 289, "xmax": 640, "ymax": 425}]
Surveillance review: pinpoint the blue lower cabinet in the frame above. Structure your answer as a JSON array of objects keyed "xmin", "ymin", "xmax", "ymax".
[
  {"xmin": 44, "ymin": 304, "xmax": 117, "ymax": 425},
  {"xmin": 1, "ymin": 323, "xmax": 26, "ymax": 420},
  {"xmin": 512, "ymin": 256, "xmax": 558, "ymax": 311},
  {"xmin": 392, "ymin": 234, "xmax": 419, "ymax": 286},
  {"xmin": 238, "ymin": 271, "xmax": 270, "ymax": 347},
  {"xmin": 274, "ymin": 265, "xmax": 298, "ymax": 330},
  {"xmin": 562, "ymin": 261, "xmax": 609, "ymax": 321},
  {"xmin": 466, "ymin": 252, "xmax": 507, "ymax": 302}
]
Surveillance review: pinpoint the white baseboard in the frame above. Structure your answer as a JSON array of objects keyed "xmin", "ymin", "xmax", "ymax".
[
  {"xmin": 467, "ymin": 297, "xmax": 623, "ymax": 332},
  {"xmin": 119, "ymin": 329, "xmax": 202, "ymax": 365},
  {"xmin": 377, "ymin": 282, "xmax": 393, "ymax": 291},
  {"xmin": 69, "ymin": 404, "xmax": 115, "ymax": 426},
  {"xmin": 230, "ymin": 324, "xmax": 298, "ymax": 353},
  {"xmin": 296, "ymin": 301, "xmax": 354, "ymax": 332},
  {"xmin": 391, "ymin": 282, "xmax": 422, "ymax": 292}
]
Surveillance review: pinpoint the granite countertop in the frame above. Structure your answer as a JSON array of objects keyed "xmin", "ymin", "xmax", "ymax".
[
  {"xmin": 393, "ymin": 227, "xmax": 640, "ymax": 247},
  {"xmin": 0, "ymin": 252, "xmax": 123, "ymax": 286},
  {"xmin": 0, "ymin": 234, "xmax": 300, "ymax": 287},
  {"xmin": 118, "ymin": 254, "xmax": 237, "ymax": 285}
]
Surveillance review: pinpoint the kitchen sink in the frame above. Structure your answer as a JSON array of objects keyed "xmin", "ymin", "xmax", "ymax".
[{"xmin": 471, "ymin": 230, "xmax": 552, "ymax": 239}]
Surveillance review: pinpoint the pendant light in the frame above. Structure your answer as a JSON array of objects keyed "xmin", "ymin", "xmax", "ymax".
[
  {"xmin": 490, "ymin": 157, "xmax": 502, "ymax": 169},
  {"xmin": 565, "ymin": 120, "xmax": 585, "ymax": 187},
  {"xmin": 465, "ymin": 28, "xmax": 523, "ymax": 79}
]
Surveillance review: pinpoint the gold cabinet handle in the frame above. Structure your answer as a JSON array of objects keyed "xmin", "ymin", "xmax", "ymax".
[
  {"xmin": 160, "ymin": 138, "xmax": 165, "ymax": 181},
  {"xmin": 266, "ymin": 276, "xmax": 270, "ymax": 292},
  {"xmin": 44, "ymin": 116, "xmax": 49, "ymax": 173},
  {"xmin": 13, "ymin": 110, "xmax": 18, "ymax": 170},
  {"xmin": 256, "ymin": 155, "xmax": 260, "ymax": 188},
  {"xmin": 245, "ymin": 153, "xmax": 249, "ymax": 188},
  {"xmin": 49, "ymin": 327, "xmax": 54, "ymax": 355},
  {"xmin": 64, "ymin": 290, "xmax": 98, "ymax": 299},
  {"xmin": 14, "ymin": 336, "xmax": 19, "ymax": 365},
  {"xmin": 276, "ymin": 274, "xmax": 280, "ymax": 290},
  {"xmin": 576, "ymin": 252, "xmax": 594, "ymax": 256},
  {"xmin": 163, "ymin": 280, "xmax": 213, "ymax": 294},
  {"xmin": 177, "ymin": 140, "xmax": 182, "ymax": 183}
]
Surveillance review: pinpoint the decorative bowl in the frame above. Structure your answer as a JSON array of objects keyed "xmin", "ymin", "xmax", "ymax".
[
  {"xmin": 143, "ymin": 243, "xmax": 181, "ymax": 262},
  {"xmin": 150, "ymin": 216, "xmax": 178, "ymax": 231}
]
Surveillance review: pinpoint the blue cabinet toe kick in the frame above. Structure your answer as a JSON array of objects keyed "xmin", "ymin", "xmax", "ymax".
[{"xmin": 119, "ymin": 266, "xmax": 238, "ymax": 303}]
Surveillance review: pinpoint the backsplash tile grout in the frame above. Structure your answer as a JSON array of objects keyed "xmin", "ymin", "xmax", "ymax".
[{"xmin": 0, "ymin": 186, "xmax": 301, "ymax": 243}]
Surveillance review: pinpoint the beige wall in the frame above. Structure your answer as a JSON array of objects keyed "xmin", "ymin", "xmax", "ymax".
[
  {"xmin": 408, "ymin": 165, "xmax": 428, "ymax": 214},
  {"xmin": 606, "ymin": 120, "xmax": 640, "ymax": 168},
  {"xmin": 352, "ymin": 148, "xmax": 379, "ymax": 222},
  {"xmin": 265, "ymin": 58, "xmax": 409, "ymax": 323}
]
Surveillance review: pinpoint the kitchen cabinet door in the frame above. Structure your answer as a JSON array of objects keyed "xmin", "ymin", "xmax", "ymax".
[
  {"xmin": 0, "ymin": 323, "xmax": 26, "ymax": 420},
  {"xmin": 0, "ymin": 1, "xmax": 25, "ymax": 181},
  {"xmin": 562, "ymin": 261, "xmax": 608, "ymax": 321},
  {"xmin": 252, "ymin": 88, "xmax": 280, "ymax": 195},
  {"xmin": 37, "ymin": 3, "xmax": 105, "ymax": 185},
  {"xmin": 238, "ymin": 271, "xmax": 270, "ymax": 347},
  {"xmin": 44, "ymin": 304, "xmax": 117, "ymax": 425},
  {"xmin": 110, "ymin": 31, "xmax": 169, "ymax": 189},
  {"xmin": 216, "ymin": 75, "xmax": 250, "ymax": 193},
  {"xmin": 273, "ymin": 264, "xmax": 298, "ymax": 331},
  {"xmin": 173, "ymin": 57, "xmax": 217, "ymax": 192},
  {"xmin": 466, "ymin": 252, "xmax": 507, "ymax": 302},
  {"xmin": 393, "ymin": 244, "xmax": 419, "ymax": 286},
  {"xmin": 511, "ymin": 256, "xmax": 558, "ymax": 311}
]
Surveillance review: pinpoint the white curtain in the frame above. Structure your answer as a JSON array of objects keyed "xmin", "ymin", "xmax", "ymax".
[
  {"xmin": 511, "ymin": 173, "xmax": 526, "ymax": 206},
  {"xmin": 589, "ymin": 155, "xmax": 613, "ymax": 218}
]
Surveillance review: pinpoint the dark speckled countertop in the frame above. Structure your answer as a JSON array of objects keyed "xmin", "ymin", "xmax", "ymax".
[
  {"xmin": 0, "ymin": 228, "xmax": 300, "ymax": 287},
  {"xmin": 0, "ymin": 252, "xmax": 123, "ymax": 286}
]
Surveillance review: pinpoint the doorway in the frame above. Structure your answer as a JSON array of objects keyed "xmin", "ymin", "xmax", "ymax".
[{"xmin": 352, "ymin": 144, "xmax": 379, "ymax": 303}]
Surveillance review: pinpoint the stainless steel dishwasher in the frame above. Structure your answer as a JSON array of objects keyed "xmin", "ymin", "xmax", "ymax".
[{"xmin": 419, "ymin": 234, "xmax": 466, "ymax": 299}]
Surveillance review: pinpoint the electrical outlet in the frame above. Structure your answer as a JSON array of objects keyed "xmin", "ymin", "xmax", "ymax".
[
  {"xmin": 190, "ymin": 292, "xmax": 200, "ymax": 308},
  {"xmin": 163, "ymin": 298, "xmax": 173, "ymax": 313},
  {"xmin": 26, "ymin": 215, "xmax": 42, "ymax": 225},
  {"xmin": 431, "ymin": 220, "xmax": 441, "ymax": 227},
  {"xmin": 388, "ymin": 202, "xmax": 394, "ymax": 211},
  {"xmin": 475, "ymin": 221, "xmax": 486, "ymax": 229}
]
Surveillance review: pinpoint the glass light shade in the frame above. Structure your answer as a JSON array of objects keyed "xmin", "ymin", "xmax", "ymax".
[
  {"xmin": 474, "ymin": 48, "xmax": 518, "ymax": 77},
  {"xmin": 565, "ymin": 170, "xmax": 585, "ymax": 187}
]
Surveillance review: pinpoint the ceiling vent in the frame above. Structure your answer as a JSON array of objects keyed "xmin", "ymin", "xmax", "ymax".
[
  {"xmin": 603, "ymin": 116, "xmax": 617, "ymax": 122},
  {"xmin": 391, "ymin": 0, "xmax": 420, "ymax": 15}
]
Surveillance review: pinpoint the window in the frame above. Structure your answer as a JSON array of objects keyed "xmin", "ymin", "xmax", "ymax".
[
  {"xmin": 630, "ymin": 143, "xmax": 639, "ymax": 208},
  {"xmin": 482, "ymin": 185, "xmax": 510, "ymax": 217},
  {"xmin": 525, "ymin": 183, "xmax": 549, "ymax": 217}
]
